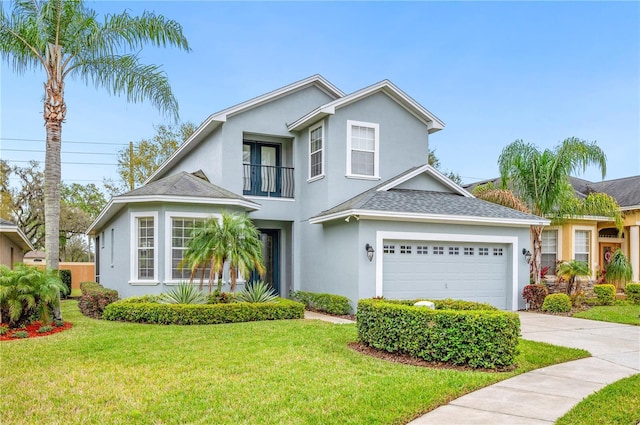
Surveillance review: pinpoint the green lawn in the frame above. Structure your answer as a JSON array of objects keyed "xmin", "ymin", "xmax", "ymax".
[
  {"xmin": 556, "ymin": 373, "xmax": 640, "ymax": 425},
  {"xmin": 0, "ymin": 301, "xmax": 588, "ymax": 425},
  {"xmin": 573, "ymin": 304, "xmax": 640, "ymax": 325}
]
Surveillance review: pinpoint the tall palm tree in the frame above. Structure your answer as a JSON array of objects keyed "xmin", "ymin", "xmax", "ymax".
[
  {"xmin": 1, "ymin": 0, "xmax": 189, "ymax": 318},
  {"xmin": 476, "ymin": 138, "xmax": 620, "ymax": 285}
]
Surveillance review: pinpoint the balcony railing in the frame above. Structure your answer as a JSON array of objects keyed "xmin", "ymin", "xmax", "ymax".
[{"xmin": 243, "ymin": 164, "xmax": 294, "ymax": 198}]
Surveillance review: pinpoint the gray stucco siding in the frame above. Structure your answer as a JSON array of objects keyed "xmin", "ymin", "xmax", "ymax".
[
  {"xmin": 162, "ymin": 125, "xmax": 223, "ymax": 185},
  {"xmin": 395, "ymin": 173, "xmax": 452, "ymax": 192}
]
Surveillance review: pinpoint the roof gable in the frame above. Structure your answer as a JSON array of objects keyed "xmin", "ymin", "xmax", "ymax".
[{"xmin": 287, "ymin": 80, "xmax": 445, "ymax": 133}]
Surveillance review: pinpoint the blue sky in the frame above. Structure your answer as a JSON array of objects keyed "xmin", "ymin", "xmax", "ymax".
[{"xmin": 1, "ymin": 1, "xmax": 638, "ymax": 188}]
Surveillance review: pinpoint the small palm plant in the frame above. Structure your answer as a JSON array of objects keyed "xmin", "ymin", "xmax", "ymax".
[
  {"xmin": 605, "ymin": 249, "xmax": 633, "ymax": 291},
  {"xmin": 160, "ymin": 282, "xmax": 207, "ymax": 304},
  {"xmin": 557, "ymin": 260, "xmax": 591, "ymax": 296},
  {"xmin": 235, "ymin": 281, "xmax": 277, "ymax": 303}
]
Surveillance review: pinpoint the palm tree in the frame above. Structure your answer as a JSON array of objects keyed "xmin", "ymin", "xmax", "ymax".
[
  {"xmin": 556, "ymin": 260, "xmax": 591, "ymax": 296},
  {"xmin": 1, "ymin": 0, "xmax": 189, "ymax": 318},
  {"xmin": 605, "ymin": 249, "xmax": 633, "ymax": 291},
  {"xmin": 475, "ymin": 138, "xmax": 621, "ymax": 285}
]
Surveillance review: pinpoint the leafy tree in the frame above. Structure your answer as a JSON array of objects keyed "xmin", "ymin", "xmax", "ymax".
[
  {"xmin": 475, "ymin": 138, "xmax": 620, "ymax": 285},
  {"xmin": 106, "ymin": 122, "xmax": 197, "ymax": 195},
  {"xmin": 556, "ymin": 260, "xmax": 591, "ymax": 296},
  {"xmin": 605, "ymin": 249, "xmax": 633, "ymax": 290},
  {"xmin": 0, "ymin": 0, "xmax": 190, "ymax": 323},
  {"xmin": 428, "ymin": 149, "xmax": 462, "ymax": 185}
]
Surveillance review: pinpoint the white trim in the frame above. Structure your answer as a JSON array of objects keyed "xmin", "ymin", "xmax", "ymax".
[
  {"xmin": 376, "ymin": 164, "xmax": 473, "ymax": 197},
  {"xmin": 306, "ymin": 175, "xmax": 325, "ymax": 183},
  {"xmin": 621, "ymin": 205, "xmax": 640, "ymax": 211},
  {"xmin": 245, "ymin": 196, "xmax": 295, "ymax": 203},
  {"xmin": 540, "ymin": 226, "xmax": 561, "ymax": 274},
  {"xmin": 375, "ymin": 231, "xmax": 519, "ymax": 310},
  {"xmin": 572, "ymin": 225, "xmax": 596, "ymax": 274},
  {"xmin": 130, "ymin": 211, "xmax": 159, "ymax": 284},
  {"xmin": 147, "ymin": 75, "xmax": 344, "ymax": 184},
  {"xmin": 287, "ymin": 80, "xmax": 445, "ymax": 133},
  {"xmin": 308, "ymin": 120, "xmax": 325, "ymax": 180},
  {"xmin": 309, "ymin": 208, "xmax": 550, "ymax": 227},
  {"xmin": 346, "ymin": 120, "xmax": 380, "ymax": 179},
  {"xmin": 164, "ymin": 212, "xmax": 221, "ymax": 284},
  {"xmin": 0, "ymin": 224, "xmax": 34, "ymax": 251}
]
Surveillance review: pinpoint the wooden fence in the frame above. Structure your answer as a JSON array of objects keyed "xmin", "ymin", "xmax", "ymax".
[{"xmin": 59, "ymin": 262, "xmax": 95, "ymax": 291}]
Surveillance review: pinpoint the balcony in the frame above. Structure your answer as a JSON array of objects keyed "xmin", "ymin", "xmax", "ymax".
[{"xmin": 243, "ymin": 164, "xmax": 294, "ymax": 198}]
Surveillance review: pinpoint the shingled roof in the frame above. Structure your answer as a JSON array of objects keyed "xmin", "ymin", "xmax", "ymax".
[{"xmin": 574, "ymin": 175, "xmax": 640, "ymax": 208}]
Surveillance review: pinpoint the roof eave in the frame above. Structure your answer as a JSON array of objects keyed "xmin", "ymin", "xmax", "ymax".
[{"xmin": 0, "ymin": 226, "xmax": 34, "ymax": 251}]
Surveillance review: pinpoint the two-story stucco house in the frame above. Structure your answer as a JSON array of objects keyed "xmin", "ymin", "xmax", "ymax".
[{"xmin": 87, "ymin": 75, "xmax": 548, "ymax": 310}]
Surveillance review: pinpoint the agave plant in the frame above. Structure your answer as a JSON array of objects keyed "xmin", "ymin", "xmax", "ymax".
[
  {"xmin": 160, "ymin": 282, "xmax": 207, "ymax": 304},
  {"xmin": 235, "ymin": 281, "xmax": 277, "ymax": 303}
]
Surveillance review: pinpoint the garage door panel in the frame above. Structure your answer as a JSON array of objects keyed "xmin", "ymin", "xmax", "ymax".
[{"xmin": 383, "ymin": 240, "xmax": 509, "ymax": 309}]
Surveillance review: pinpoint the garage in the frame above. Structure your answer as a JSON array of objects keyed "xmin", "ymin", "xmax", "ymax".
[{"xmin": 382, "ymin": 239, "xmax": 510, "ymax": 309}]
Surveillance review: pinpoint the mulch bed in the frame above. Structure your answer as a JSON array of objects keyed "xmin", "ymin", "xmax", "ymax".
[
  {"xmin": 0, "ymin": 321, "xmax": 73, "ymax": 341},
  {"xmin": 347, "ymin": 342, "xmax": 516, "ymax": 373}
]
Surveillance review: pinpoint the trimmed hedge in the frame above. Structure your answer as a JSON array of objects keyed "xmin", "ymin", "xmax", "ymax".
[
  {"xmin": 59, "ymin": 269, "xmax": 72, "ymax": 299},
  {"xmin": 522, "ymin": 284, "xmax": 548, "ymax": 310},
  {"xmin": 387, "ymin": 298, "xmax": 498, "ymax": 311},
  {"xmin": 290, "ymin": 291, "xmax": 352, "ymax": 315},
  {"xmin": 541, "ymin": 293, "xmax": 572, "ymax": 313},
  {"xmin": 625, "ymin": 283, "xmax": 640, "ymax": 304},
  {"xmin": 593, "ymin": 284, "xmax": 616, "ymax": 306},
  {"xmin": 103, "ymin": 298, "xmax": 304, "ymax": 325},
  {"xmin": 356, "ymin": 299, "xmax": 519, "ymax": 369},
  {"xmin": 78, "ymin": 282, "xmax": 119, "ymax": 319}
]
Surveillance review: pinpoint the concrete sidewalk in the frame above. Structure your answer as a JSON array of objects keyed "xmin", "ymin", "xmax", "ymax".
[{"xmin": 408, "ymin": 312, "xmax": 640, "ymax": 424}]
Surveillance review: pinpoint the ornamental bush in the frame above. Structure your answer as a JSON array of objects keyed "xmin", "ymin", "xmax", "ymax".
[
  {"xmin": 290, "ymin": 291, "xmax": 352, "ymax": 315},
  {"xmin": 59, "ymin": 270, "xmax": 72, "ymax": 299},
  {"xmin": 593, "ymin": 284, "xmax": 616, "ymax": 306},
  {"xmin": 625, "ymin": 283, "xmax": 640, "ymax": 304},
  {"xmin": 356, "ymin": 298, "xmax": 520, "ymax": 369},
  {"xmin": 103, "ymin": 298, "xmax": 304, "ymax": 325},
  {"xmin": 522, "ymin": 284, "xmax": 548, "ymax": 310},
  {"xmin": 78, "ymin": 282, "xmax": 119, "ymax": 319},
  {"xmin": 541, "ymin": 293, "xmax": 572, "ymax": 313}
]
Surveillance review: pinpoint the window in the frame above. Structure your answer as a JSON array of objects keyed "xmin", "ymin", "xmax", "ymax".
[
  {"xmin": 110, "ymin": 229, "xmax": 114, "ymax": 266},
  {"xmin": 400, "ymin": 245, "xmax": 412, "ymax": 254},
  {"xmin": 449, "ymin": 247, "xmax": 459, "ymax": 255},
  {"xmin": 575, "ymin": 230, "xmax": 590, "ymax": 264},
  {"xmin": 130, "ymin": 213, "xmax": 158, "ymax": 282},
  {"xmin": 416, "ymin": 246, "xmax": 428, "ymax": 254},
  {"xmin": 493, "ymin": 248, "xmax": 503, "ymax": 256},
  {"xmin": 346, "ymin": 120, "xmax": 379, "ymax": 178},
  {"xmin": 464, "ymin": 247, "xmax": 474, "ymax": 256},
  {"xmin": 170, "ymin": 217, "xmax": 207, "ymax": 280},
  {"xmin": 433, "ymin": 246, "xmax": 444, "ymax": 255},
  {"xmin": 541, "ymin": 230, "xmax": 558, "ymax": 274},
  {"xmin": 309, "ymin": 122, "xmax": 324, "ymax": 180},
  {"xmin": 479, "ymin": 247, "xmax": 489, "ymax": 256},
  {"xmin": 383, "ymin": 244, "xmax": 395, "ymax": 254}
]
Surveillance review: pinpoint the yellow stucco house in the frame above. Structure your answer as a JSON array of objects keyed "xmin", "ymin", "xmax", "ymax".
[{"xmin": 541, "ymin": 176, "xmax": 639, "ymax": 283}]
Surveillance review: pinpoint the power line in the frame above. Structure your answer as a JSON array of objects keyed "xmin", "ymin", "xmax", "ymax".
[
  {"xmin": 1, "ymin": 148, "xmax": 118, "ymax": 155},
  {"xmin": 5, "ymin": 159, "xmax": 117, "ymax": 166},
  {"xmin": 0, "ymin": 137, "xmax": 128, "ymax": 146}
]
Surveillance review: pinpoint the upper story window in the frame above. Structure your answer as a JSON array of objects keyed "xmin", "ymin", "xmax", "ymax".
[
  {"xmin": 346, "ymin": 120, "xmax": 379, "ymax": 179},
  {"xmin": 309, "ymin": 122, "xmax": 324, "ymax": 180},
  {"xmin": 541, "ymin": 230, "xmax": 558, "ymax": 274},
  {"xmin": 574, "ymin": 230, "xmax": 590, "ymax": 264},
  {"xmin": 130, "ymin": 212, "xmax": 158, "ymax": 283}
]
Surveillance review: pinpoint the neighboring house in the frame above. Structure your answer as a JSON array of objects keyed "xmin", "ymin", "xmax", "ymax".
[
  {"xmin": 23, "ymin": 250, "xmax": 46, "ymax": 265},
  {"xmin": 87, "ymin": 75, "xmax": 547, "ymax": 310},
  {"xmin": 0, "ymin": 219, "xmax": 34, "ymax": 269},
  {"xmin": 467, "ymin": 176, "xmax": 640, "ymax": 283}
]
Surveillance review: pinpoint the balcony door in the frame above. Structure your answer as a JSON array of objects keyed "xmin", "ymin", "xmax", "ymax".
[{"xmin": 243, "ymin": 141, "xmax": 281, "ymax": 197}]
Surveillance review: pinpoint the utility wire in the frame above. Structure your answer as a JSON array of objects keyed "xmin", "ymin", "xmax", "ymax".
[
  {"xmin": 5, "ymin": 159, "xmax": 117, "ymax": 166},
  {"xmin": 0, "ymin": 137, "xmax": 128, "ymax": 146},
  {"xmin": 1, "ymin": 148, "xmax": 118, "ymax": 155}
]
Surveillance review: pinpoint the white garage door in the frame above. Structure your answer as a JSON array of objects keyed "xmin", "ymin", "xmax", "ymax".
[{"xmin": 382, "ymin": 240, "xmax": 509, "ymax": 309}]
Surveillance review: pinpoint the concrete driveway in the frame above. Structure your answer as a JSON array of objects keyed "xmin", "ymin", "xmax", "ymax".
[{"xmin": 409, "ymin": 312, "xmax": 640, "ymax": 424}]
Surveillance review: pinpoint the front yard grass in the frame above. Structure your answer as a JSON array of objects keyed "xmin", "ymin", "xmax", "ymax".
[
  {"xmin": 0, "ymin": 301, "xmax": 588, "ymax": 425},
  {"xmin": 556, "ymin": 373, "xmax": 640, "ymax": 425},
  {"xmin": 573, "ymin": 304, "xmax": 640, "ymax": 325}
]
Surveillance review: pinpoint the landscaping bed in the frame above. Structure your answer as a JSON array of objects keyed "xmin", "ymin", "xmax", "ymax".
[{"xmin": 0, "ymin": 321, "xmax": 72, "ymax": 340}]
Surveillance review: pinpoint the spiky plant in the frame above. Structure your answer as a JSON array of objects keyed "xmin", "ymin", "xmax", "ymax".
[
  {"xmin": 235, "ymin": 281, "xmax": 277, "ymax": 303},
  {"xmin": 556, "ymin": 260, "xmax": 591, "ymax": 296},
  {"xmin": 605, "ymin": 249, "xmax": 633, "ymax": 290},
  {"xmin": 160, "ymin": 282, "xmax": 207, "ymax": 304}
]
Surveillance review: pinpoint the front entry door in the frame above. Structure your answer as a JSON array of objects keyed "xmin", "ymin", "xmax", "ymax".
[
  {"xmin": 600, "ymin": 242, "xmax": 621, "ymax": 272},
  {"xmin": 251, "ymin": 229, "xmax": 280, "ymax": 295}
]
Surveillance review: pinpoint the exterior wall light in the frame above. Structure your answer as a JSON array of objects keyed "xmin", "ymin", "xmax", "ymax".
[
  {"xmin": 365, "ymin": 243, "xmax": 375, "ymax": 262},
  {"xmin": 522, "ymin": 248, "xmax": 532, "ymax": 264}
]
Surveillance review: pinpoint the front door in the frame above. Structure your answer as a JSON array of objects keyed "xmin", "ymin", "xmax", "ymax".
[
  {"xmin": 600, "ymin": 242, "xmax": 621, "ymax": 273},
  {"xmin": 250, "ymin": 229, "xmax": 280, "ymax": 295},
  {"xmin": 243, "ymin": 141, "xmax": 281, "ymax": 197}
]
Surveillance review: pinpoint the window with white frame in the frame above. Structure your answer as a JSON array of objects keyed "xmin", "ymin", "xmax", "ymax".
[
  {"xmin": 541, "ymin": 230, "xmax": 558, "ymax": 274},
  {"xmin": 131, "ymin": 213, "xmax": 158, "ymax": 282},
  {"xmin": 574, "ymin": 230, "xmax": 590, "ymax": 264},
  {"xmin": 170, "ymin": 217, "xmax": 207, "ymax": 280},
  {"xmin": 347, "ymin": 120, "xmax": 379, "ymax": 178},
  {"xmin": 309, "ymin": 122, "xmax": 324, "ymax": 180}
]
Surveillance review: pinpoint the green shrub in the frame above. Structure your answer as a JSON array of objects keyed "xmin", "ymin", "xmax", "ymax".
[
  {"xmin": 103, "ymin": 298, "xmax": 304, "ymax": 325},
  {"xmin": 356, "ymin": 298, "xmax": 520, "ymax": 369},
  {"xmin": 593, "ymin": 284, "xmax": 616, "ymax": 306},
  {"xmin": 118, "ymin": 295, "xmax": 162, "ymax": 304},
  {"xmin": 11, "ymin": 330, "xmax": 28, "ymax": 338},
  {"xmin": 541, "ymin": 293, "xmax": 572, "ymax": 313},
  {"xmin": 59, "ymin": 269, "xmax": 72, "ymax": 299},
  {"xmin": 236, "ymin": 281, "xmax": 277, "ymax": 303},
  {"xmin": 290, "ymin": 291, "xmax": 352, "ymax": 315},
  {"xmin": 522, "ymin": 284, "xmax": 548, "ymax": 310},
  {"xmin": 160, "ymin": 283, "xmax": 207, "ymax": 304},
  {"xmin": 0, "ymin": 325, "xmax": 8, "ymax": 335},
  {"xmin": 207, "ymin": 291, "xmax": 234, "ymax": 304},
  {"xmin": 53, "ymin": 318, "xmax": 65, "ymax": 327},
  {"xmin": 377, "ymin": 298, "xmax": 498, "ymax": 311},
  {"xmin": 36, "ymin": 325, "xmax": 53, "ymax": 333},
  {"xmin": 625, "ymin": 283, "xmax": 640, "ymax": 304},
  {"xmin": 78, "ymin": 282, "xmax": 119, "ymax": 319}
]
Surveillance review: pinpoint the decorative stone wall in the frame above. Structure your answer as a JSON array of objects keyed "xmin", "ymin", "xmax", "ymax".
[{"xmin": 543, "ymin": 276, "xmax": 595, "ymax": 297}]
